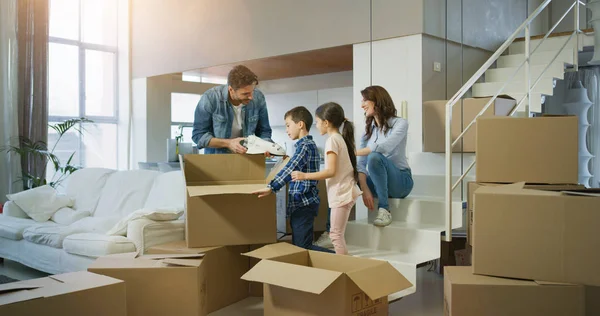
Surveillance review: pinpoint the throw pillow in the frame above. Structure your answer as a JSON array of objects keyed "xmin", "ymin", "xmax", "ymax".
[
  {"xmin": 7, "ymin": 185, "xmax": 74, "ymax": 222},
  {"xmin": 51, "ymin": 207, "xmax": 91, "ymax": 225}
]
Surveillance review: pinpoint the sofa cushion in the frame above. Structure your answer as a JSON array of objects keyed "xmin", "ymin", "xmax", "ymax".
[
  {"xmin": 2, "ymin": 201, "xmax": 29, "ymax": 219},
  {"xmin": 51, "ymin": 207, "xmax": 91, "ymax": 225},
  {"xmin": 22, "ymin": 216, "xmax": 120, "ymax": 248},
  {"xmin": 63, "ymin": 233, "xmax": 137, "ymax": 258},
  {"xmin": 7, "ymin": 185, "xmax": 74, "ymax": 222},
  {"xmin": 0, "ymin": 215, "xmax": 58, "ymax": 240},
  {"xmin": 94, "ymin": 170, "xmax": 160, "ymax": 218},
  {"xmin": 143, "ymin": 171, "xmax": 185, "ymax": 210},
  {"xmin": 64, "ymin": 168, "xmax": 115, "ymax": 214}
]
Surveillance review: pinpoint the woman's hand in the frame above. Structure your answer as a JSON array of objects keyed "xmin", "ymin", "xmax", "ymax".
[
  {"xmin": 291, "ymin": 171, "xmax": 306, "ymax": 181},
  {"xmin": 362, "ymin": 187, "xmax": 375, "ymax": 210},
  {"xmin": 252, "ymin": 187, "xmax": 272, "ymax": 198}
]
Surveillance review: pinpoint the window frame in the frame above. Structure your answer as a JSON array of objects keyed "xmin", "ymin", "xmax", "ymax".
[{"xmin": 48, "ymin": 0, "xmax": 119, "ymax": 168}]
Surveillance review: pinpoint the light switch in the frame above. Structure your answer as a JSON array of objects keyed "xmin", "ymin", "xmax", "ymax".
[{"xmin": 434, "ymin": 62, "xmax": 442, "ymax": 72}]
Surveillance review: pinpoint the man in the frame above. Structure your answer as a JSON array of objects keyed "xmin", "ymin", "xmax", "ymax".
[{"xmin": 192, "ymin": 65, "xmax": 272, "ymax": 154}]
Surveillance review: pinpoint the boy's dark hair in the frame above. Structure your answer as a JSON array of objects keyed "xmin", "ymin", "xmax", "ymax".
[
  {"xmin": 227, "ymin": 65, "xmax": 259, "ymax": 90},
  {"xmin": 284, "ymin": 106, "xmax": 313, "ymax": 132},
  {"xmin": 315, "ymin": 102, "xmax": 358, "ymax": 181}
]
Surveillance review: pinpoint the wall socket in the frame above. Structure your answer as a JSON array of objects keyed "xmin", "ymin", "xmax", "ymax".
[{"xmin": 433, "ymin": 62, "xmax": 442, "ymax": 72}]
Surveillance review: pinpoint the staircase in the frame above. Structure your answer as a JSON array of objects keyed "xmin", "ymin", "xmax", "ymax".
[{"xmin": 339, "ymin": 0, "xmax": 589, "ymax": 303}]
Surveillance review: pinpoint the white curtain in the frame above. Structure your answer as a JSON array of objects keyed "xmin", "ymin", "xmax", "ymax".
[
  {"xmin": 0, "ymin": 0, "xmax": 21, "ymax": 202},
  {"xmin": 564, "ymin": 68, "xmax": 600, "ymax": 188}
]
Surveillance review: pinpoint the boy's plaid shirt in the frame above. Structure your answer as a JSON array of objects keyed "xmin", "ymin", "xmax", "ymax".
[{"xmin": 267, "ymin": 135, "xmax": 320, "ymax": 214}]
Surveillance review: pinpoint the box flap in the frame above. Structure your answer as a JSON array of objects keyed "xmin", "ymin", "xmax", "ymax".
[
  {"xmin": 89, "ymin": 256, "xmax": 163, "ymax": 269},
  {"xmin": 102, "ymin": 251, "xmax": 139, "ymax": 259},
  {"xmin": 184, "ymin": 154, "xmax": 265, "ymax": 184},
  {"xmin": 49, "ymin": 271, "xmax": 122, "ymax": 286},
  {"xmin": 0, "ymin": 283, "xmax": 42, "ymax": 294},
  {"xmin": 346, "ymin": 261, "xmax": 413, "ymax": 300},
  {"xmin": 242, "ymin": 242, "xmax": 305, "ymax": 260},
  {"xmin": 534, "ymin": 280, "xmax": 578, "ymax": 286},
  {"xmin": 187, "ymin": 183, "xmax": 266, "ymax": 197},
  {"xmin": 241, "ymin": 259, "xmax": 343, "ymax": 295},
  {"xmin": 265, "ymin": 157, "xmax": 290, "ymax": 182},
  {"xmin": 145, "ymin": 241, "xmax": 221, "ymax": 255},
  {"xmin": 561, "ymin": 189, "xmax": 600, "ymax": 197},
  {"xmin": 142, "ymin": 254, "xmax": 206, "ymax": 260},
  {"xmin": 161, "ymin": 258, "xmax": 203, "ymax": 267},
  {"xmin": 475, "ymin": 182, "xmax": 562, "ymax": 197}
]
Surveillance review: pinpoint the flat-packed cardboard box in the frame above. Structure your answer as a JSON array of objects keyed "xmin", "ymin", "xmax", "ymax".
[
  {"xmin": 241, "ymin": 242, "xmax": 412, "ymax": 316},
  {"xmin": 89, "ymin": 244, "xmax": 251, "ymax": 316},
  {"xmin": 444, "ymin": 266, "xmax": 585, "ymax": 316},
  {"xmin": 0, "ymin": 271, "xmax": 126, "ymax": 316},
  {"xmin": 183, "ymin": 154, "xmax": 282, "ymax": 247},
  {"xmin": 472, "ymin": 183, "xmax": 600, "ymax": 286},
  {"xmin": 476, "ymin": 116, "xmax": 578, "ymax": 184},
  {"xmin": 422, "ymin": 97, "xmax": 515, "ymax": 153},
  {"xmin": 466, "ymin": 182, "xmax": 585, "ymax": 246}
]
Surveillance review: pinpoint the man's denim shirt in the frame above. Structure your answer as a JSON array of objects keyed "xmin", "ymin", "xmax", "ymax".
[{"xmin": 192, "ymin": 85, "xmax": 273, "ymax": 154}]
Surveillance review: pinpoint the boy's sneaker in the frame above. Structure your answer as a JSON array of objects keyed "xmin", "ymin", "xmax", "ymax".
[
  {"xmin": 314, "ymin": 232, "xmax": 333, "ymax": 248},
  {"xmin": 373, "ymin": 208, "xmax": 392, "ymax": 227},
  {"xmin": 243, "ymin": 135, "xmax": 287, "ymax": 156}
]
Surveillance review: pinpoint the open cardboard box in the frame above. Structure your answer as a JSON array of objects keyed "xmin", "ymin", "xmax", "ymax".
[
  {"xmin": 0, "ymin": 271, "xmax": 126, "ymax": 316},
  {"xmin": 241, "ymin": 243, "xmax": 412, "ymax": 316},
  {"xmin": 472, "ymin": 183, "xmax": 600, "ymax": 286},
  {"xmin": 89, "ymin": 245, "xmax": 250, "ymax": 316},
  {"xmin": 444, "ymin": 266, "xmax": 585, "ymax": 316},
  {"xmin": 183, "ymin": 154, "xmax": 288, "ymax": 247}
]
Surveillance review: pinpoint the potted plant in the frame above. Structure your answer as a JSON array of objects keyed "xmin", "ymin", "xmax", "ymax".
[{"xmin": 1, "ymin": 117, "xmax": 92, "ymax": 190}]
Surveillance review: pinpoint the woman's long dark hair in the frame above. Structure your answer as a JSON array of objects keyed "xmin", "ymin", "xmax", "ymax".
[
  {"xmin": 361, "ymin": 85, "xmax": 397, "ymax": 141},
  {"xmin": 315, "ymin": 102, "xmax": 358, "ymax": 182}
]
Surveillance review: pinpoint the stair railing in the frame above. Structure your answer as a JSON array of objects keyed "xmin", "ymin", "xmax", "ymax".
[{"xmin": 444, "ymin": 0, "xmax": 584, "ymax": 242}]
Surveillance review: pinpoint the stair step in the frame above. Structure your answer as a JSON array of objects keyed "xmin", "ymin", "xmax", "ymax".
[
  {"xmin": 472, "ymin": 78, "xmax": 555, "ymax": 97},
  {"xmin": 345, "ymin": 219, "xmax": 442, "ymax": 255},
  {"xmin": 410, "ymin": 174, "xmax": 472, "ymax": 200},
  {"xmin": 485, "ymin": 62, "xmax": 564, "ymax": 82},
  {"xmin": 509, "ymin": 35, "xmax": 577, "ymax": 54},
  {"xmin": 368, "ymin": 197, "xmax": 463, "ymax": 228},
  {"xmin": 496, "ymin": 49, "xmax": 573, "ymax": 68}
]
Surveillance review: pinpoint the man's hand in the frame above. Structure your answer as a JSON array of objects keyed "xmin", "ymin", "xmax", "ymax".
[
  {"xmin": 291, "ymin": 171, "xmax": 306, "ymax": 181},
  {"xmin": 228, "ymin": 137, "xmax": 247, "ymax": 154},
  {"xmin": 252, "ymin": 187, "xmax": 272, "ymax": 198},
  {"xmin": 362, "ymin": 187, "xmax": 375, "ymax": 210}
]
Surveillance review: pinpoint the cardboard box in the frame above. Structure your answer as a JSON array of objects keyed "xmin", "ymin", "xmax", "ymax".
[
  {"xmin": 89, "ymin": 243, "xmax": 251, "ymax": 316},
  {"xmin": 475, "ymin": 116, "xmax": 578, "ymax": 184},
  {"xmin": 0, "ymin": 272, "xmax": 126, "ymax": 316},
  {"xmin": 466, "ymin": 182, "xmax": 585, "ymax": 246},
  {"xmin": 444, "ymin": 266, "xmax": 585, "ymax": 316},
  {"xmin": 183, "ymin": 154, "xmax": 282, "ymax": 247},
  {"xmin": 472, "ymin": 184, "xmax": 600, "ymax": 286},
  {"xmin": 241, "ymin": 242, "xmax": 412, "ymax": 316},
  {"xmin": 422, "ymin": 97, "xmax": 515, "ymax": 153}
]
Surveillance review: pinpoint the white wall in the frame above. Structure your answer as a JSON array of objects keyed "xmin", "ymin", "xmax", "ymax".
[
  {"xmin": 131, "ymin": 0, "xmax": 425, "ymax": 78},
  {"xmin": 551, "ymin": 0, "xmax": 588, "ymax": 33},
  {"xmin": 130, "ymin": 75, "xmax": 217, "ymax": 166},
  {"xmin": 353, "ymin": 35, "xmax": 424, "ymax": 219}
]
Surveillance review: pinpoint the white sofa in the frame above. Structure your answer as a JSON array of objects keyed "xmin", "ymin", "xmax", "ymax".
[{"xmin": 0, "ymin": 168, "xmax": 185, "ymax": 274}]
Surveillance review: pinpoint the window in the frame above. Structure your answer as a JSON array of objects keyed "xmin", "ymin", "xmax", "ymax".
[
  {"xmin": 48, "ymin": 0, "xmax": 118, "ymax": 177},
  {"xmin": 171, "ymin": 93, "xmax": 201, "ymax": 144}
]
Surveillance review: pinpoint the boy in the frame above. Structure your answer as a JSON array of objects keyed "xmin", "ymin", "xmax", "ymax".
[{"xmin": 252, "ymin": 106, "xmax": 333, "ymax": 253}]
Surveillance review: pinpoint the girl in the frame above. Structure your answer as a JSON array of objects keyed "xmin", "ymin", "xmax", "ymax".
[{"xmin": 292, "ymin": 102, "xmax": 361, "ymax": 255}]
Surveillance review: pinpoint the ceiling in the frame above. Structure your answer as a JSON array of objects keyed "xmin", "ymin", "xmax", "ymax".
[{"xmin": 184, "ymin": 45, "xmax": 353, "ymax": 82}]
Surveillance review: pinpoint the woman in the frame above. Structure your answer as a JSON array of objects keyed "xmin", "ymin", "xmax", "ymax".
[{"xmin": 356, "ymin": 86, "xmax": 413, "ymax": 227}]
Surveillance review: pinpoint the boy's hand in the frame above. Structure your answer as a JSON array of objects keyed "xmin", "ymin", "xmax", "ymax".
[
  {"xmin": 252, "ymin": 187, "xmax": 272, "ymax": 198},
  {"xmin": 264, "ymin": 152, "xmax": 274, "ymax": 158},
  {"xmin": 291, "ymin": 171, "xmax": 306, "ymax": 181}
]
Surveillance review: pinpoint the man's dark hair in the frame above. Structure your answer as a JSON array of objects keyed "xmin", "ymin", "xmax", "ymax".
[
  {"xmin": 284, "ymin": 106, "xmax": 313, "ymax": 132},
  {"xmin": 227, "ymin": 65, "xmax": 258, "ymax": 90}
]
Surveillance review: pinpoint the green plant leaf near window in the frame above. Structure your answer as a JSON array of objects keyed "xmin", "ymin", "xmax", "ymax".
[{"xmin": 1, "ymin": 117, "xmax": 93, "ymax": 190}]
